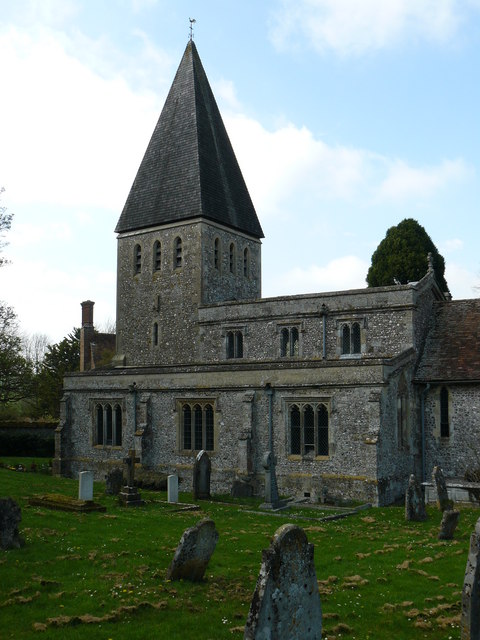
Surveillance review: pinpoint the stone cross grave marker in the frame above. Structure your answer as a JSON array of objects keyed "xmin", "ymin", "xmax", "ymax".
[
  {"xmin": 461, "ymin": 517, "xmax": 480, "ymax": 640},
  {"xmin": 166, "ymin": 518, "xmax": 219, "ymax": 582},
  {"xmin": 124, "ymin": 449, "xmax": 140, "ymax": 487},
  {"xmin": 193, "ymin": 450, "xmax": 211, "ymax": 500},
  {"xmin": 78, "ymin": 471, "xmax": 94, "ymax": 501},
  {"xmin": 405, "ymin": 474, "xmax": 427, "ymax": 521},
  {"xmin": 168, "ymin": 474, "xmax": 179, "ymax": 503},
  {"xmin": 432, "ymin": 465, "xmax": 454, "ymax": 511},
  {"xmin": 244, "ymin": 523, "xmax": 322, "ymax": 640},
  {"xmin": 119, "ymin": 449, "xmax": 144, "ymax": 507}
]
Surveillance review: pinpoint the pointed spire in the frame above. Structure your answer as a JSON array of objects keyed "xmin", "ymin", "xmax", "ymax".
[{"xmin": 115, "ymin": 41, "xmax": 263, "ymax": 239}]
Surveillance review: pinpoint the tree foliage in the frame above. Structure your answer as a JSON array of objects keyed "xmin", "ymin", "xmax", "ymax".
[
  {"xmin": 366, "ymin": 218, "xmax": 448, "ymax": 292},
  {"xmin": 0, "ymin": 302, "xmax": 34, "ymax": 404},
  {"xmin": 35, "ymin": 329, "xmax": 80, "ymax": 418}
]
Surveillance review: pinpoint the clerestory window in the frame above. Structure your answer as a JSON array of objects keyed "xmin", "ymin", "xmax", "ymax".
[
  {"xmin": 280, "ymin": 327, "xmax": 299, "ymax": 357},
  {"xmin": 289, "ymin": 402, "xmax": 329, "ymax": 457},
  {"xmin": 341, "ymin": 321, "xmax": 362, "ymax": 355},
  {"xmin": 226, "ymin": 330, "xmax": 243, "ymax": 359}
]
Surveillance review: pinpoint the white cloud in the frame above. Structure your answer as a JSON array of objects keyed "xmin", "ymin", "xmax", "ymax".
[
  {"xmin": 441, "ymin": 238, "xmax": 464, "ymax": 253},
  {"xmin": 269, "ymin": 255, "xmax": 369, "ymax": 296},
  {"xmin": 445, "ymin": 262, "xmax": 480, "ymax": 299},
  {"xmin": 269, "ymin": 0, "xmax": 470, "ymax": 56}
]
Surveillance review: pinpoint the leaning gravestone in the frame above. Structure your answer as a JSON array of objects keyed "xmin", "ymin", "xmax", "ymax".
[
  {"xmin": 105, "ymin": 467, "xmax": 124, "ymax": 495},
  {"xmin": 166, "ymin": 518, "xmax": 218, "ymax": 582},
  {"xmin": 405, "ymin": 474, "xmax": 427, "ymax": 521},
  {"xmin": 461, "ymin": 517, "xmax": 480, "ymax": 640},
  {"xmin": 244, "ymin": 523, "xmax": 322, "ymax": 640},
  {"xmin": 438, "ymin": 509, "xmax": 460, "ymax": 540},
  {"xmin": 432, "ymin": 465, "xmax": 454, "ymax": 511},
  {"xmin": 193, "ymin": 450, "xmax": 211, "ymax": 500},
  {"xmin": 0, "ymin": 497, "xmax": 25, "ymax": 550}
]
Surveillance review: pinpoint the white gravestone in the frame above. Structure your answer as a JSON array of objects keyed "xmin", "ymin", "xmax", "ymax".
[
  {"xmin": 78, "ymin": 471, "xmax": 94, "ymax": 501},
  {"xmin": 168, "ymin": 475, "xmax": 179, "ymax": 503}
]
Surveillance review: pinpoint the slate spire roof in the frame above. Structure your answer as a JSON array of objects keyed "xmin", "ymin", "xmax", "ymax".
[{"xmin": 115, "ymin": 40, "xmax": 264, "ymax": 238}]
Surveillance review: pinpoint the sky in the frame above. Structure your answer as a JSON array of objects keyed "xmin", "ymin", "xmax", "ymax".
[{"xmin": 0, "ymin": 0, "xmax": 479, "ymax": 344}]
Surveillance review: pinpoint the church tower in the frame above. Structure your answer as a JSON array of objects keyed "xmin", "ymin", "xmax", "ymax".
[{"xmin": 114, "ymin": 40, "xmax": 264, "ymax": 367}]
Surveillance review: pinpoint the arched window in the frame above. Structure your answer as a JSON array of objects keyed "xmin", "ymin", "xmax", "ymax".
[
  {"xmin": 317, "ymin": 404, "xmax": 329, "ymax": 456},
  {"xmin": 440, "ymin": 386, "xmax": 449, "ymax": 437},
  {"xmin": 153, "ymin": 240, "xmax": 161, "ymax": 271},
  {"xmin": 183, "ymin": 404, "xmax": 192, "ymax": 450},
  {"xmin": 96, "ymin": 404, "xmax": 104, "ymax": 445},
  {"xmin": 229, "ymin": 243, "xmax": 236, "ymax": 274},
  {"xmin": 289, "ymin": 402, "xmax": 330, "ymax": 456},
  {"xmin": 342, "ymin": 324, "xmax": 350, "ymax": 355},
  {"xmin": 290, "ymin": 405, "xmax": 301, "ymax": 455},
  {"xmin": 214, "ymin": 238, "xmax": 220, "ymax": 270},
  {"xmin": 174, "ymin": 237, "xmax": 182, "ymax": 268},
  {"xmin": 352, "ymin": 322, "xmax": 361, "ymax": 354},
  {"xmin": 134, "ymin": 244, "xmax": 142, "ymax": 274},
  {"xmin": 243, "ymin": 247, "xmax": 249, "ymax": 277},
  {"xmin": 153, "ymin": 322, "xmax": 159, "ymax": 346},
  {"xmin": 226, "ymin": 330, "xmax": 243, "ymax": 358},
  {"xmin": 181, "ymin": 402, "xmax": 215, "ymax": 451}
]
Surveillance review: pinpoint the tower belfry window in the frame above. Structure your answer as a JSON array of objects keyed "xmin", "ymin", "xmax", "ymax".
[
  {"xmin": 229, "ymin": 243, "xmax": 236, "ymax": 274},
  {"xmin": 153, "ymin": 240, "xmax": 161, "ymax": 271},
  {"xmin": 214, "ymin": 238, "xmax": 220, "ymax": 270},
  {"xmin": 175, "ymin": 237, "xmax": 183, "ymax": 268},
  {"xmin": 243, "ymin": 247, "xmax": 249, "ymax": 277},
  {"xmin": 134, "ymin": 244, "xmax": 142, "ymax": 274}
]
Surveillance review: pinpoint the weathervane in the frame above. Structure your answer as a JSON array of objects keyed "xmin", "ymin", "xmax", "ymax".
[{"xmin": 189, "ymin": 18, "xmax": 196, "ymax": 41}]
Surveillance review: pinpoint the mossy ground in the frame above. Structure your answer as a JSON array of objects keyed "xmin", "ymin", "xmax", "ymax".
[{"xmin": 0, "ymin": 458, "xmax": 476, "ymax": 639}]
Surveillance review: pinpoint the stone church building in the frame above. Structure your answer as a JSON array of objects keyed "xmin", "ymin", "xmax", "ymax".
[{"xmin": 57, "ymin": 40, "xmax": 480, "ymax": 506}]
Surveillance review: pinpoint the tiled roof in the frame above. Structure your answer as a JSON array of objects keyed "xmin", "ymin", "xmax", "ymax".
[
  {"xmin": 415, "ymin": 299, "xmax": 480, "ymax": 382},
  {"xmin": 115, "ymin": 41, "xmax": 264, "ymax": 238}
]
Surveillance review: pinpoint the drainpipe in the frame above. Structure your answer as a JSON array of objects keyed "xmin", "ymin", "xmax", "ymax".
[
  {"xmin": 420, "ymin": 383, "xmax": 430, "ymax": 482},
  {"xmin": 320, "ymin": 304, "xmax": 328, "ymax": 359}
]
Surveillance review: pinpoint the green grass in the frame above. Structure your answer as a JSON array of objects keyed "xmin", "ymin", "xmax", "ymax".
[{"xmin": 0, "ymin": 458, "xmax": 477, "ymax": 639}]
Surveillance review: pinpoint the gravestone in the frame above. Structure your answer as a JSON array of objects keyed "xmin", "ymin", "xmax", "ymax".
[
  {"xmin": 105, "ymin": 467, "xmax": 124, "ymax": 495},
  {"xmin": 438, "ymin": 509, "xmax": 460, "ymax": 540},
  {"xmin": 166, "ymin": 518, "xmax": 218, "ymax": 582},
  {"xmin": 0, "ymin": 497, "xmax": 25, "ymax": 550},
  {"xmin": 78, "ymin": 471, "xmax": 94, "ymax": 501},
  {"xmin": 244, "ymin": 523, "xmax": 322, "ymax": 640},
  {"xmin": 405, "ymin": 474, "xmax": 427, "ymax": 521},
  {"xmin": 432, "ymin": 465, "xmax": 454, "ymax": 511},
  {"xmin": 193, "ymin": 450, "xmax": 211, "ymax": 500},
  {"xmin": 167, "ymin": 475, "xmax": 179, "ymax": 503},
  {"xmin": 119, "ymin": 449, "xmax": 144, "ymax": 507},
  {"xmin": 461, "ymin": 517, "xmax": 480, "ymax": 640}
]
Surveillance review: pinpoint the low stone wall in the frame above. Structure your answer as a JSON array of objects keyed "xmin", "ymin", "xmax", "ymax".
[{"xmin": 423, "ymin": 479, "xmax": 480, "ymax": 505}]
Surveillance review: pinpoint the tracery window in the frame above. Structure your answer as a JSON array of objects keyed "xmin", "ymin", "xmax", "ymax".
[
  {"xmin": 134, "ymin": 244, "xmax": 142, "ymax": 274},
  {"xmin": 440, "ymin": 386, "xmax": 450, "ymax": 437},
  {"xmin": 288, "ymin": 402, "xmax": 329, "ymax": 456},
  {"xmin": 226, "ymin": 330, "xmax": 243, "ymax": 359},
  {"xmin": 95, "ymin": 402, "xmax": 122, "ymax": 446},
  {"xmin": 280, "ymin": 327, "xmax": 299, "ymax": 357},
  {"xmin": 153, "ymin": 240, "xmax": 162, "ymax": 271},
  {"xmin": 181, "ymin": 402, "xmax": 215, "ymax": 451}
]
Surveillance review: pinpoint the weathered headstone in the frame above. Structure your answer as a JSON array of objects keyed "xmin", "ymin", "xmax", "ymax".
[
  {"xmin": 461, "ymin": 517, "xmax": 480, "ymax": 640},
  {"xmin": 167, "ymin": 474, "xmax": 179, "ymax": 503},
  {"xmin": 244, "ymin": 524, "xmax": 322, "ymax": 640},
  {"xmin": 193, "ymin": 450, "xmax": 211, "ymax": 500},
  {"xmin": 438, "ymin": 509, "xmax": 460, "ymax": 540},
  {"xmin": 166, "ymin": 518, "xmax": 218, "ymax": 582},
  {"xmin": 405, "ymin": 474, "xmax": 427, "ymax": 521},
  {"xmin": 119, "ymin": 449, "xmax": 144, "ymax": 507},
  {"xmin": 231, "ymin": 478, "xmax": 253, "ymax": 498},
  {"xmin": 78, "ymin": 471, "xmax": 94, "ymax": 501},
  {"xmin": 105, "ymin": 467, "xmax": 124, "ymax": 495},
  {"xmin": 0, "ymin": 497, "xmax": 25, "ymax": 550},
  {"xmin": 432, "ymin": 465, "xmax": 454, "ymax": 511}
]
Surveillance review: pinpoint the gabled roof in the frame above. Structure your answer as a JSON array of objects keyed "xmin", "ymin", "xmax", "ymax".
[
  {"xmin": 115, "ymin": 40, "xmax": 264, "ymax": 238},
  {"xmin": 415, "ymin": 299, "xmax": 480, "ymax": 383}
]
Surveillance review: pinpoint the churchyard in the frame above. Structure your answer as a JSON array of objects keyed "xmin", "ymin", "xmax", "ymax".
[{"xmin": 1, "ymin": 457, "xmax": 478, "ymax": 639}]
